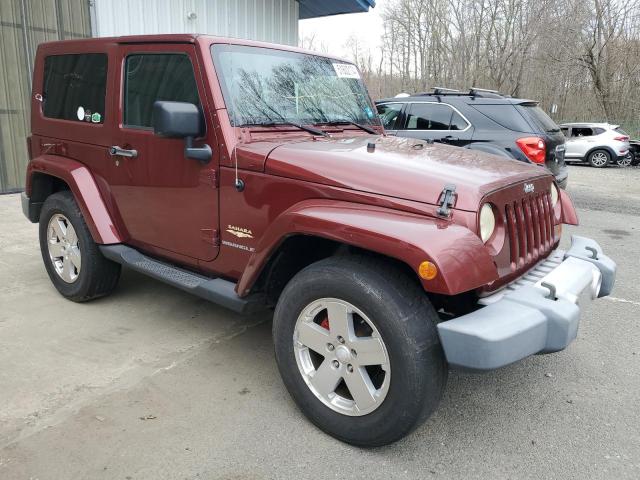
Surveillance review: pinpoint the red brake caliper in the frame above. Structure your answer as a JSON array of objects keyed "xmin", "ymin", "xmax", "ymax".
[{"xmin": 319, "ymin": 314, "xmax": 330, "ymax": 331}]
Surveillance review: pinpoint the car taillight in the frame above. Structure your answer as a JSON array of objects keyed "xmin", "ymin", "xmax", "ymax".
[
  {"xmin": 516, "ymin": 137, "xmax": 546, "ymax": 164},
  {"xmin": 614, "ymin": 135, "xmax": 629, "ymax": 141}
]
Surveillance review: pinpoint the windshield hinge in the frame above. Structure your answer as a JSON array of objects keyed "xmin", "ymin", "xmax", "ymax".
[{"xmin": 437, "ymin": 184, "xmax": 457, "ymax": 217}]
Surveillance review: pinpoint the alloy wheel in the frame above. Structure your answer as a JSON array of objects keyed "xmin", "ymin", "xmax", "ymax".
[
  {"xmin": 617, "ymin": 153, "xmax": 632, "ymax": 167},
  {"xmin": 47, "ymin": 213, "xmax": 81, "ymax": 283},
  {"xmin": 293, "ymin": 298, "xmax": 390, "ymax": 416},
  {"xmin": 590, "ymin": 151, "xmax": 608, "ymax": 167}
]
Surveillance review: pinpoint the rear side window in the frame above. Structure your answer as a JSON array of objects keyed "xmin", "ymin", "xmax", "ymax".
[
  {"xmin": 43, "ymin": 54, "xmax": 107, "ymax": 123},
  {"xmin": 376, "ymin": 103, "xmax": 403, "ymax": 130},
  {"xmin": 405, "ymin": 103, "xmax": 466, "ymax": 130},
  {"xmin": 472, "ymin": 104, "xmax": 531, "ymax": 132},
  {"xmin": 516, "ymin": 104, "xmax": 559, "ymax": 132},
  {"xmin": 593, "ymin": 127, "xmax": 606, "ymax": 135},
  {"xmin": 124, "ymin": 54, "xmax": 200, "ymax": 128},
  {"xmin": 450, "ymin": 111, "xmax": 468, "ymax": 131}
]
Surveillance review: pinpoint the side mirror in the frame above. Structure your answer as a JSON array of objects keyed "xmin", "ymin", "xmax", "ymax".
[{"xmin": 152, "ymin": 101, "xmax": 212, "ymax": 163}]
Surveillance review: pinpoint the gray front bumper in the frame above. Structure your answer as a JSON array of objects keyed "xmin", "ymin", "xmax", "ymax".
[{"xmin": 437, "ymin": 235, "xmax": 616, "ymax": 370}]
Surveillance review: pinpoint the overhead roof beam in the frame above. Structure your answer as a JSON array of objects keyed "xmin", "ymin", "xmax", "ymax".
[{"xmin": 297, "ymin": 0, "xmax": 375, "ymax": 20}]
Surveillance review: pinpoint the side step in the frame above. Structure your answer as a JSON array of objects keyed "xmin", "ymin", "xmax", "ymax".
[{"xmin": 99, "ymin": 244, "xmax": 267, "ymax": 315}]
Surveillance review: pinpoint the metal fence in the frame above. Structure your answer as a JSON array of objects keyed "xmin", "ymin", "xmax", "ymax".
[{"xmin": 0, "ymin": 0, "xmax": 91, "ymax": 193}]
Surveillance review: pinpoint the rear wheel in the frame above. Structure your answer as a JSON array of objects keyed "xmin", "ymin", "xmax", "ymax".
[
  {"xmin": 588, "ymin": 149, "xmax": 610, "ymax": 168},
  {"xmin": 39, "ymin": 191, "xmax": 121, "ymax": 302},
  {"xmin": 273, "ymin": 256, "xmax": 447, "ymax": 446}
]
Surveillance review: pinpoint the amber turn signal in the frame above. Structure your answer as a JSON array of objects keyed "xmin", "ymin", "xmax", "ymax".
[{"xmin": 418, "ymin": 261, "xmax": 438, "ymax": 280}]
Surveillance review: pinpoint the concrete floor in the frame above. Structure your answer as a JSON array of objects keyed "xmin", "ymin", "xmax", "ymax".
[{"xmin": 1, "ymin": 165, "xmax": 639, "ymax": 479}]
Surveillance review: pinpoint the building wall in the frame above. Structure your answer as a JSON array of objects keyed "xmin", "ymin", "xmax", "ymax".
[
  {"xmin": 0, "ymin": 0, "xmax": 91, "ymax": 193},
  {"xmin": 91, "ymin": 0, "xmax": 299, "ymax": 46}
]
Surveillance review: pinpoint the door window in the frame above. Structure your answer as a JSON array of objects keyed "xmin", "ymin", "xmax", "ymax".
[
  {"xmin": 42, "ymin": 53, "xmax": 108, "ymax": 123},
  {"xmin": 376, "ymin": 103, "xmax": 403, "ymax": 130},
  {"xmin": 571, "ymin": 127, "xmax": 593, "ymax": 137},
  {"xmin": 405, "ymin": 103, "xmax": 467, "ymax": 131},
  {"xmin": 124, "ymin": 54, "xmax": 200, "ymax": 128}
]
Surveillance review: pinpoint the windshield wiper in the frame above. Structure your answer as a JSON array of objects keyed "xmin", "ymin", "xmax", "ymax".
[
  {"xmin": 316, "ymin": 120, "xmax": 378, "ymax": 135},
  {"xmin": 240, "ymin": 121, "xmax": 330, "ymax": 137}
]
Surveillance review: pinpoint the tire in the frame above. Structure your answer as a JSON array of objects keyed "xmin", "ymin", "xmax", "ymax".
[
  {"xmin": 588, "ymin": 149, "xmax": 610, "ymax": 168},
  {"xmin": 617, "ymin": 153, "xmax": 632, "ymax": 167},
  {"xmin": 39, "ymin": 191, "xmax": 121, "ymax": 302},
  {"xmin": 273, "ymin": 256, "xmax": 447, "ymax": 446}
]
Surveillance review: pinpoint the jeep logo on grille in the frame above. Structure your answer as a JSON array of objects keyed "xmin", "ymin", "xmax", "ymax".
[{"xmin": 524, "ymin": 183, "xmax": 535, "ymax": 193}]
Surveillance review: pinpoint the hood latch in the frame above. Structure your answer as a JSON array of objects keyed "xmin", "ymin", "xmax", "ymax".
[{"xmin": 437, "ymin": 184, "xmax": 457, "ymax": 217}]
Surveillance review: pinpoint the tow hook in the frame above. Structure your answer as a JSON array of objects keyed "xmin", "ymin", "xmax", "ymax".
[
  {"xmin": 541, "ymin": 281, "xmax": 557, "ymax": 300},
  {"xmin": 585, "ymin": 246, "xmax": 598, "ymax": 259}
]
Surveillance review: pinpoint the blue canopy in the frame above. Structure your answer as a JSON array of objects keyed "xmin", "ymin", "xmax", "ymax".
[{"xmin": 298, "ymin": 0, "xmax": 376, "ymax": 19}]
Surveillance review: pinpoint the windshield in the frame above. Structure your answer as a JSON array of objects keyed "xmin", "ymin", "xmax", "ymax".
[{"xmin": 211, "ymin": 44, "xmax": 379, "ymax": 127}]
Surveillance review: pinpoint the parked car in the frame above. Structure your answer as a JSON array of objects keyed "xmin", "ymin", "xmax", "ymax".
[
  {"xmin": 376, "ymin": 88, "xmax": 569, "ymax": 188},
  {"xmin": 22, "ymin": 35, "xmax": 616, "ymax": 446},
  {"xmin": 559, "ymin": 122, "xmax": 630, "ymax": 167}
]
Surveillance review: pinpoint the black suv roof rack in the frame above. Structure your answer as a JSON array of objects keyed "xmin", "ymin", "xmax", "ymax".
[{"xmin": 414, "ymin": 87, "xmax": 506, "ymax": 99}]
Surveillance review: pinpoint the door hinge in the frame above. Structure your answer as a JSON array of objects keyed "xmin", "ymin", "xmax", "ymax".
[
  {"xmin": 437, "ymin": 184, "xmax": 457, "ymax": 217},
  {"xmin": 201, "ymin": 229, "xmax": 220, "ymax": 246},
  {"xmin": 198, "ymin": 170, "xmax": 218, "ymax": 188}
]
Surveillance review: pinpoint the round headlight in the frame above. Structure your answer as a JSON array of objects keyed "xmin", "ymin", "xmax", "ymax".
[
  {"xmin": 479, "ymin": 203, "xmax": 496, "ymax": 243},
  {"xmin": 550, "ymin": 183, "xmax": 559, "ymax": 207}
]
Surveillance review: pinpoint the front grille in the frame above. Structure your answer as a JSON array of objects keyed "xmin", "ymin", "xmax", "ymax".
[{"xmin": 504, "ymin": 192, "xmax": 554, "ymax": 269}]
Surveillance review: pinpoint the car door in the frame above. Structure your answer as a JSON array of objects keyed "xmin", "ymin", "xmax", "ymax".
[
  {"xmin": 106, "ymin": 43, "xmax": 219, "ymax": 262},
  {"xmin": 565, "ymin": 126, "xmax": 594, "ymax": 158},
  {"xmin": 394, "ymin": 102, "xmax": 473, "ymax": 146}
]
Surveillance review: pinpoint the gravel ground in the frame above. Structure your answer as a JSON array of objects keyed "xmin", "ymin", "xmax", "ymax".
[{"xmin": 0, "ymin": 165, "xmax": 639, "ymax": 479}]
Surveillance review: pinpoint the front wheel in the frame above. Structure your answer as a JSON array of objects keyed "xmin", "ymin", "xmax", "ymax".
[
  {"xmin": 39, "ymin": 191, "xmax": 121, "ymax": 302},
  {"xmin": 273, "ymin": 256, "xmax": 447, "ymax": 446},
  {"xmin": 588, "ymin": 149, "xmax": 610, "ymax": 168}
]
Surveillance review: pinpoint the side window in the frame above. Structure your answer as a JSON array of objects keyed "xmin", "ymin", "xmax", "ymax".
[
  {"xmin": 124, "ymin": 54, "xmax": 200, "ymax": 128},
  {"xmin": 592, "ymin": 127, "xmax": 605, "ymax": 135},
  {"xmin": 450, "ymin": 110, "xmax": 469, "ymax": 131},
  {"xmin": 572, "ymin": 127, "xmax": 593, "ymax": 137},
  {"xmin": 43, "ymin": 53, "xmax": 107, "ymax": 123},
  {"xmin": 406, "ymin": 103, "xmax": 458, "ymax": 130},
  {"xmin": 560, "ymin": 127, "xmax": 569, "ymax": 136},
  {"xmin": 473, "ymin": 104, "xmax": 531, "ymax": 132},
  {"xmin": 376, "ymin": 103, "xmax": 403, "ymax": 130}
]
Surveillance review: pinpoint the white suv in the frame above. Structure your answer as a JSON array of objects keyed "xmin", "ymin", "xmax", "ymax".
[{"xmin": 560, "ymin": 123, "xmax": 630, "ymax": 167}]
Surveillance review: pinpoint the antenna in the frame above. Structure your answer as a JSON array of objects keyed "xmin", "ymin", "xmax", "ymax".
[{"xmin": 233, "ymin": 142, "xmax": 244, "ymax": 192}]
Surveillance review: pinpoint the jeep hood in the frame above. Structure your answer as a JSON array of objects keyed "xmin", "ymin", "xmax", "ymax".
[{"xmin": 258, "ymin": 136, "xmax": 551, "ymax": 211}]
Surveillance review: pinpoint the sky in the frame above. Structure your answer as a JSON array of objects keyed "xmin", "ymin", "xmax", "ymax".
[{"xmin": 298, "ymin": 0, "xmax": 385, "ymax": 61}]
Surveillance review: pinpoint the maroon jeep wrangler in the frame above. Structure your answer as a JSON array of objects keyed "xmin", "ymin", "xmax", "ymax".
[{"xmin": 22, "ymin": 35, "xmax": 616, "ymax": 446}]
